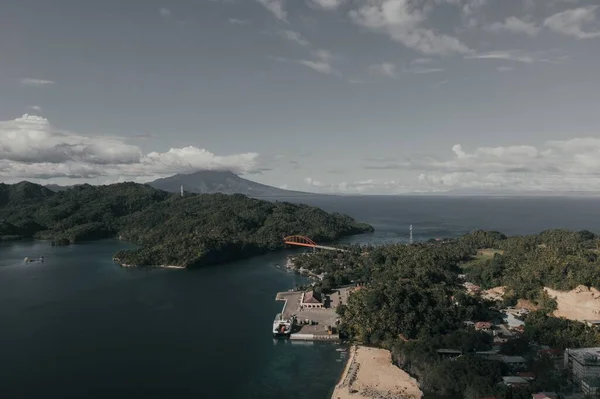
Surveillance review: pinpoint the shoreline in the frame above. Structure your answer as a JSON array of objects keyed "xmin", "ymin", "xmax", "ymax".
[
  {"xmin": 331, "ymin": 345, "xmax": 423, "ymax": 399},
  {"xmin": 113, "ymin": 258, "xmax": 186, "ymax": 269}
]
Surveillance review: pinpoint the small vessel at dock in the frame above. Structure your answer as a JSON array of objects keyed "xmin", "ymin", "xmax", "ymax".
[
  {"xmin": 272, "ymin": 313, "xmax": 294, "ymax": 338},
  {"xmin": 24, "ymin": 256, "xmax": 44, "ymax": 263}
]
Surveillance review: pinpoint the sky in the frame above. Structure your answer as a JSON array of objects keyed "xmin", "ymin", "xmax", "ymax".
[{"xmin": 1, "ymin": 0, "xmax": 600, "ymax": 194}]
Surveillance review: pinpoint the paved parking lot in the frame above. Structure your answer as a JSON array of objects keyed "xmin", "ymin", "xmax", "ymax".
[{"xmin": 276, "ymin": 287, "xmax": 353, "ymax": 335}]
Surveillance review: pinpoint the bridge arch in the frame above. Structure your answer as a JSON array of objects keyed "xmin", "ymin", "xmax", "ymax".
[{"xmin": 283, "ymin": 235, "xmax": 317, "ymax": 247}]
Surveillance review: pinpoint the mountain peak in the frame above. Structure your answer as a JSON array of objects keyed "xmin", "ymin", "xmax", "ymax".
[{"xmin": 148, "ymin": 170, "xmax": 310, "ymax": 197}]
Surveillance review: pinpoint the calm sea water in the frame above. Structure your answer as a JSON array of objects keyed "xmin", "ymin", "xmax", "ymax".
[{"xmin": 1, "ymin": 195, "xmax": 600, "ymax": 398}]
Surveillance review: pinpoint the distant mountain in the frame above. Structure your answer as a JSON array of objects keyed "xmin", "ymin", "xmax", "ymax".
[{"xmin": 148, "ymin": 170, "xmax": 313, "ymax": 197}]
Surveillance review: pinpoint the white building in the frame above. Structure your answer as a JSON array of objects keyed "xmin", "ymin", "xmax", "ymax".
[
  {"xmin": 502, "ymin": 376, "xmax": 528, "ymax": 387},
  {"xmin": 564, "ymin": 348, "xmax": 600, "ymax": 386}
]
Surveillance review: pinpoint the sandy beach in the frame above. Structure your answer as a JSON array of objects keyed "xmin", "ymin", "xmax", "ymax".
[{"xmin": 331, "ymin": 346, "xmax": 423, "ymax": 399}]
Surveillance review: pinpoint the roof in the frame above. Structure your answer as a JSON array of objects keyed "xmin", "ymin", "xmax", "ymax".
[
  {"xmin": 539, "ymin": 349, "xmax": 562, "ymax": 356},
  {"xmin": 532, "ymin": 392, "xmax": 558, "ymax": 399},
  {"xmin": 476, "ymin": 350, "xmax": 499, "ymax": 355},
  {"xmin": 303, "ymin": 290, "xmax": 322, "ymax": 304},
  {"xmin": 566, "ymin": 347, "xmax": 600, "ymax": 364},
  {"xmin": 581, "ymin": 377, "xmax": 600, "ymax": 387},
  {"xmin": 437, "ymin": 349, "xmax": 462, "ymax": 354},
  {"xmin": 502, "ymin": 376, "xmax": 528, "ymax": 384},
  {"xmin": 502, "ymin": 356, "xmax": 526, "ymax": 363},
  {"xmin": 517, "ymin": 372, "xmax": 536, "ymax": 380},
  {"xmin": 475, "ymin": 321, "xmax": 493, "ymax": 329}
]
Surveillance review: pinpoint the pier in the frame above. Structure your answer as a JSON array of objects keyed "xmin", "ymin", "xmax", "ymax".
[{"xmin": 274, "ymin": 287, "xmax": 352, "ymax": 342}]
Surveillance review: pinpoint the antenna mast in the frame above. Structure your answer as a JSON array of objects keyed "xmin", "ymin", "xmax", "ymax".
[
  {"xmin": 409, "ymin": 224, "xmax": 413, "ymax": 244},
  {"xmin": 180, "ymin": 185, "xmax": 184, "ymax": 197}
]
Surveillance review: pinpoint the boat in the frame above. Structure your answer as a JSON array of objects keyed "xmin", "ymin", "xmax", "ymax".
[
  {"xmin": 272, "ymin": 313, "xmax": 294, "ymax": 338},
  {"xmin": 24, "ymin": 256, "xmax": 44, "ymax": 263}
]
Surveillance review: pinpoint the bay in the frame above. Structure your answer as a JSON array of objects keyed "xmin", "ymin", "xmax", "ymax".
[{"xmin": 1, "ymin": 195, "xmax": 600, "ymax": 398}]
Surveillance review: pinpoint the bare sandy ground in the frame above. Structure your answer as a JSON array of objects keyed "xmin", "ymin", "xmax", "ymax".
[
  {"xmin": 482, "ymin": 286, "xmax": 505, "ymax": 301},
  {"xmin": 516, "ymin": 299, "xmax": 539, "ymax": 311},
  {"xmin": 545, "ymin": 285, "xmax": 600, "ymax": 321},
  {"xmin": 331, "ymin": 346, "xmax": 423, "ymax": 399}
]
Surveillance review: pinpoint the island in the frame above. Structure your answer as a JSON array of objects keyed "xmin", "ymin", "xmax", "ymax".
[
  {"xmin": 0, "ymin": 181, "xmax": 373, "ymax": 268},
  {"xmin": 287, "ymin": 229, "xmax": 600, "ymax": 399}
]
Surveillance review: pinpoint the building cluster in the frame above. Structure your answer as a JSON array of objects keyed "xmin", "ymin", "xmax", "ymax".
[
  {"xmin": 563, "ymin": 347, "xmax": 600, "ymax": 395},
  {"xmin": 443, "ymin": 280, "xmax": 600, "ymax": 399}
]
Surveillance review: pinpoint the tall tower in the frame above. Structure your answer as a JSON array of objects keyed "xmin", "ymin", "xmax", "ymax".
[
  {"xmin": 409, "ymin": 224, "xmax": 413, "ymax": 244},
  {"xmin": 180, "ymin": 185, "xmax": 184, "ymax": 197}
]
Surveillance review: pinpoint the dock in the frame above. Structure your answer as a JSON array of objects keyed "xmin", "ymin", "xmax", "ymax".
[{"xmin": 274, "ymin": 286, "xmax": 353, "ymax": 342}]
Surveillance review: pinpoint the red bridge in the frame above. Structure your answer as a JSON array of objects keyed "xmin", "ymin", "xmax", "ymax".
[{"xmin": 283, "ymin": 235, "xmax": 347, "ymax": 252}]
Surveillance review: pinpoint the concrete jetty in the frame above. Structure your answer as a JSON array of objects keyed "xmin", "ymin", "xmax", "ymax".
[{"xmin": 274, "ymin": 287, "xmax": 352, "ymax": 342}]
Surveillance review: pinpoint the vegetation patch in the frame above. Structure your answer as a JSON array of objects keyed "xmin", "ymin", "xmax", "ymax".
[{"xmin": 0, "ymin": 181, "xmax": 373, "ymax": 268}]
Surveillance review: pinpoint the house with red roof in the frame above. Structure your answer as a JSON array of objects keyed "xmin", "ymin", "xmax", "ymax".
[{"xmin": 301, "ymin": 290, "xmax": 324, "ymax": 309}]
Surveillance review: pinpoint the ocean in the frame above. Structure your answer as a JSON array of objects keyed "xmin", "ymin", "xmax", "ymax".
[{"xmin": 1, "ymin": 195, "xmax": 599, "ymax": 398}]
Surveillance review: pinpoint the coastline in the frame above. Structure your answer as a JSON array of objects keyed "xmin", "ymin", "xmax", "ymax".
[
  {"xmin": 113, "ymin": 258, "xmax": 186, "ymax": 269},
  {"xmin": 331, "ymin": 346, "xmax": 423, "ymax": 399}
]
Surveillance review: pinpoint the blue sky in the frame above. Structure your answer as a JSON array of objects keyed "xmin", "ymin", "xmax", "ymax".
[{"xmin": 1, "ymin": 0, "xmax": 600, "ymax": 193}]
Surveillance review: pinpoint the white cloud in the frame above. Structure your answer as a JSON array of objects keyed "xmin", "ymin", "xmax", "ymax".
[
  {"xmin": 312, "ymin": 49, "xmax": 333, "ymax": 62},
  {"xmin": 409, "ymin": 67, "xmax": 444, "ymax": 73},
  {"xmin": 280, "ymin": 30, "xmax": 310, "ymax": 46},
  {"xmin": 0, "ymin": 115, "xmax": 141, "ymax": 165},
  {"xmin": 296, "ymin": 49, "xmax": 339, "ymax": 75},
  {"xmin": 548, "ymin": 0, "xmax": 581, "ymax": 7},
  {"xmin": 305, "ymin": 137, "xmax": 600, "ymax": 194},
  {"xmin": 304, "ymin": 177, "xmax": 410, "ymax": 194},
  {"xmin": 228, "ymin": 18, "xmax": 249, "ymax": 25},
  {"xmin": 544, "ymin": 6, "xmax": 600, "ymax": 39},
  {"xmin": 256, "ymin": 0, "xmax": 287, "ymax": 22},
  {"xmin": 20, "ymin": 78, "xmax": 55, "ymax": 86},
  {"xmin": 488, "ymin": 16, "xmax": 540, "ymax": 36},
  {"xmin": 369, "ymin": 62, "xmax": 397, "ymax": 78},
  {"xmin": 497, "ymin": 66, "xmax": 514, "ymax": 72},
  {"xmin": 416, "ymin": 138, "xmax": 600, "ymax": 192},
  {"xmin": 412, "ymin": 57, "xmax": 433, "ymax": 64},
  {"xmin": 466, "ymin": 50, "xmax": 538, "ymax": 63},
  {"xmin": 304, "ymin": 177, "xmax": 325, "ymax": 187},
  {"xmin": 270, "ymin": 50, "xmax": 339, "ymax": 76},
  {"xmin": 297, "ymin": 60, "xmax": 338, "ymax": 74},
  {"xmin": 459, "ymin": 0, "xmax": 487, "ymax": 16},
  {"xmin": 349, "ymin": 0, "xmax": 472, "ymax": 55},
  {"xmin": 159, "ymin": 8, "xmax": 171, "ymax": 17},
  {"xmin": 308, "ymin": 0, "xmax": 346, "ymax": 10},
  {"xmin": 0, "ymin": 115, "xmax": 260, "ymax": 180}
]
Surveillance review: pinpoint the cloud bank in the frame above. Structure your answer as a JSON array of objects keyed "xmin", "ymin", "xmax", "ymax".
[
  {"xmin": 349, "ymin": 0, "xmax": 472, "ymax": 55},
  {"xmin": 305, "ymin": 138, "xmax": 600, "ymax": 194},
  {"xmin": 0, "ymin": 115, "xmax": 260, "ymax": 180}
]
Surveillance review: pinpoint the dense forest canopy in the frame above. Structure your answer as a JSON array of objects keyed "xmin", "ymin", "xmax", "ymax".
[{"xmin": 0, "ymin": 181, "xmax": 373, "ymax": 267}]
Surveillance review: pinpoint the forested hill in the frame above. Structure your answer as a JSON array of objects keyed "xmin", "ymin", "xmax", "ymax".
[{"xmin": 0, "ymin": 181, "xmax": 373, "ymax": 268}]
